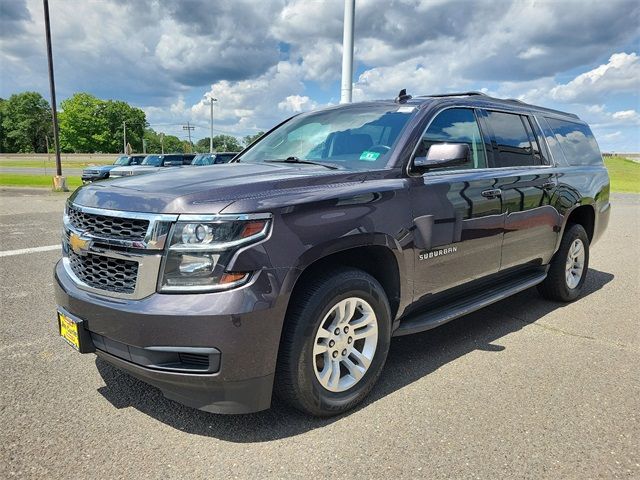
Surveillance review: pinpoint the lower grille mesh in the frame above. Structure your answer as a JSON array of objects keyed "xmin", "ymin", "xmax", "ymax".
[{"xmin": 68, "ymin": 250, "xmax": 138, "ymax": 294}]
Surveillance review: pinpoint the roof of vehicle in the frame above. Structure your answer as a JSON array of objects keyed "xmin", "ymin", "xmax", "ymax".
[
  {"xmin": 301, "ymin": 92, "xmax": 580, "ymax": 122},
  {"xmin": 402, "ymin": 91, "xmax": 579, "ymax": 119}
]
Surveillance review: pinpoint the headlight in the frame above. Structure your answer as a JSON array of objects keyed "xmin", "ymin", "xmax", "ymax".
[{"xmin": 159, "ymin": 215, "xmax": 271, "ymax": 292}]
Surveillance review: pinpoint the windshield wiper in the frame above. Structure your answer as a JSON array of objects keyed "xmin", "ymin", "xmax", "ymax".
[{"xmin": 265, "ymin": 157, "xmax": 340, "ymax": 170}]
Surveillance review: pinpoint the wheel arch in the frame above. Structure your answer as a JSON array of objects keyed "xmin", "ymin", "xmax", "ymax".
[
  {"xmin": 282, "ymin": 237, "xmax": 406, "ymax": 324},
  {"xmin": 564, "ymin": 204, "xmax": 596, "ymax": 243}
]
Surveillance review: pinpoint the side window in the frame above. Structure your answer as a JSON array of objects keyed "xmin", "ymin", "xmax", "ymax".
[
  {"xmin": 485, "ymin": 111, "xmax": 539, "ymax": 167},
  {"xmin": 417, "ymin": 108, "xmax": 487, "ymax": 169},
  {"xmin": 537, "ymin": 116, "xmax": 567, "ymax": 165},
  {"xmin": 544, "ymin": 117, "xmax": 603, "ymax": 166}
]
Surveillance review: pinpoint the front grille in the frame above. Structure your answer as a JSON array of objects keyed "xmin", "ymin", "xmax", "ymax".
[
  {"xmin": 68, "ymin": 206, "xmax": 149, "ymax": 241},
  {"xmin": 68, "ymin": 249, "xmax": 138, "ymax": 294}
]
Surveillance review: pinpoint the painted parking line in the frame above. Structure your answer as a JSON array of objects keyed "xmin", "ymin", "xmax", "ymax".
[{"xmin": 0, "ymin": 245, "xmax": 60, "ymax": 258}]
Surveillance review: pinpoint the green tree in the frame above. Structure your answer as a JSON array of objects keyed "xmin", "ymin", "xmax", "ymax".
[
  {"xmin": 0, "ymin": 92, "xmax": 52, "ymax": 153},
  {"xmin": 195, "ymin": 134, "xmax": 242, "ymax": 152},
  {"xmin": 103, "ymin": 100, "xmax": 146, "ymax": 153},
  {"xmin": 58, "ymin": 93, "xmax": 106, "ymax": 152},
  {"xmin": 0, "ymin": 98, "xmax": 7, "ymax": 153},
  {"xmin": 243, "ymin": 131, "xmax": 264, "ymax": 147},
  {"xmin": 143, "ymin": 128, "xmax": 161, "ymax": 153},
  {"xmin": 58, "ymin": 92, "xmax": 147, "ymax": 153},
  {"xmin": 163, "ymin": 134, "xmax": 184, "ymax": 153}
]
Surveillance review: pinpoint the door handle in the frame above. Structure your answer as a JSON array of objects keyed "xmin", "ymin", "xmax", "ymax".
[
  {"xmin": 481, "ymin": 188, "xmax": 502, "ymax": 199},
  {"xmin": 542, "ymin": 180, "xmax": 557, "ymax": 190}
]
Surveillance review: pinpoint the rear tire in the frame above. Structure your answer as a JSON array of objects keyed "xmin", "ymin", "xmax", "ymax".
[
  {"xmin": 538, "ymin": 223, "xmax": 589, "ymax": 302},
  {"xmin": 275, "ymin": 268, "xmax": 391, "ymax": 416}
]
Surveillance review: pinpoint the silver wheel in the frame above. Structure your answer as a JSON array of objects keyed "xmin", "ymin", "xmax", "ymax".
[
  {"xmin": 312, "ymin": 297, "xmax": 378, "ymax": 393},
  {"xmin": 565, "ymin": 238, "xmax": 585, "ymax": 289}
]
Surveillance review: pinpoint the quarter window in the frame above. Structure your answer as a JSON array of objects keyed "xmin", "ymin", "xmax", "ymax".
[
  {"xmin": 544, "ymin": 117, "xmax": 602, "ymax": 166},
  {"xmin": 485, "ymin": 111, "xmax": 540, "ymax": 167},
  {"xmin": 417, "ymin": 108, "xmax": 487, "ymax": 170}
]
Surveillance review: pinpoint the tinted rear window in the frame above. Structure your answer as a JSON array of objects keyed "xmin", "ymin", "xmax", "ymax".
[
  {"xmin": 485, "ymin": 111, "xmax": 540, "ymax": 167},
  {"xmin": 544, "ymin": 117, "xmax": 602, "ymax": 166}
]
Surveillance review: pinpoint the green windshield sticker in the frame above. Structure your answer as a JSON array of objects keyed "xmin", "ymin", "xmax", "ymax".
[{"xmin": 359, "ymin": 151, "xmax": 381, "ymax": 161}]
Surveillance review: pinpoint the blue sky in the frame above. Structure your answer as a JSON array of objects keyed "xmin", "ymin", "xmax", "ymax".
[{"xmin": 1, "ymin": 0, "xmax": 639, "ymax": 151}]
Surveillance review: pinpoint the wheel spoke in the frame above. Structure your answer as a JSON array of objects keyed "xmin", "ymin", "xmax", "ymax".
[
  {"xmin": 343, "ymin": 357, "xmax": 364, "ymax": 382},
  {"xmin": 327, "ymin": 360, "xmax": 341, "ymax": 388},
  {"xmin": 349, "ymin": 310, "xmax": 373, "ymax": 328},
  {"xmin": 353, "ymin": 323, "xmax": 377, "ymax": 340},
  {"xmin": 318, "ymin": 360, "xmax": 332, "ymax": 386},
  {"xmin": 316, "ymin": 327, "xmax": 332, "ymax": 341},
  {"xmin": 336, "ymin": 299, "xmax": 356, "ymax": 325},
  {"xmin": 572, "ymin": 241, "xmax": 582, "ymax": 258},
  {"xmin": 350, "ymin": 348, "xmax": 372, "ymax": 370},
  {"xmin": 314, "ymin": 341, "xmax": 329, "ymax": 356}
]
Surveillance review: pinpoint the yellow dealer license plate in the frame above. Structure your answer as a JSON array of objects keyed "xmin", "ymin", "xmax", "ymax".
[{"xmin": 58, "ymin": 312, "xmax": 80, "ymax": 350}]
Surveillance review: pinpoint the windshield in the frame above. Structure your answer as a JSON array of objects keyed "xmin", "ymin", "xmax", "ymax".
[
  {"xmin": 192, "ymin": 154, "xmax": 214, "ymax": 166},
  {"xmin": 236, "ymin": 104, "xmax": 415, "ymax": 170},
  {"xmin": 113, "ymin": 156, "xmax": 129, "ymax": 166},
  {"xmin": 142, "ymin": 155, "xmax": 161, "ymax": 166}
]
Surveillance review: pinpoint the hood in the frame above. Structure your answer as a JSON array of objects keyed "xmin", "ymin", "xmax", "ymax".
[
  {"xmin": 84, "ymin": 165, "xmax": 116, "ymax": 173},
  {"xmin": 70, "ymin": 162, "xmax": 364, "ymax": 214}
]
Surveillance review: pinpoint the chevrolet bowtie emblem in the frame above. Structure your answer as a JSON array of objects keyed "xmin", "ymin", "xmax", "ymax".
[{"xmin": 69, "ymin": 232, "xmax": 91, "ymax": 255}]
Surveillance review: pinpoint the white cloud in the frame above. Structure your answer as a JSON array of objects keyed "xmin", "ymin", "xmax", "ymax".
[
  {"xmin": 611, "ymin": 110, "xmax": 640, "ymax": 123},
  {"xmin": 149, "ymin": 63, "xmax": 323, "ymax": 138},
  {"xmin": 278, "ymin": 95, "xmax": 318, "ymax": 113},
  {"xmin": 551, "ymin": 53, "xmax": 640, "ymax": 102}
]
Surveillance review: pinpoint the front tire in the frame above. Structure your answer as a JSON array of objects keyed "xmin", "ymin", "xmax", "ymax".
[
  {"xmin": 538, "ymin": 223, "xmax": 590, "ymax": 302},
  {"xmin": 275, "ymin": 268, "xmax": 391, "ymax": 416}
]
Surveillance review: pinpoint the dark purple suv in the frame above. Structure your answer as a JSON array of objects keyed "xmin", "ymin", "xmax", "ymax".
[{"xmin": 55, "ymin": 92, "xmax": 610, "ymax": 416}]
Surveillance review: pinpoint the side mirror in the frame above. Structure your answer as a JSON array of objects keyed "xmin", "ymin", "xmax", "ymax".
[{"xmin": 413, "ymin": 143, "xmax": 471, "ymax": 171}]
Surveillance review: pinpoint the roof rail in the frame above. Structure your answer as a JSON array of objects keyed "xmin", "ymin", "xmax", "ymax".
[
  {"xmin": 421, "ymin": 92, "xmax": 488, "ymax": 98},
  {"xmin": 417, "ymin": 92, "xmax": 580, "ymax": 119}
]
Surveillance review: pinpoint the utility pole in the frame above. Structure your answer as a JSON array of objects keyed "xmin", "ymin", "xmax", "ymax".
[
  {"xmin": 43, "ymin": 0, "xmax": 66, "ymax": 190},
  {"xmin": 182, "ymin": 122, "xmax": 194, "ymax": 148},
  {"xmin": 44, "ymin": 135, "xmax": 50, "ymax": 176},
  {"xmin": 340, "ymin": 0, "xmax": 355, "ymax": 104},
  {"xmin": 160, "ymin": 133, "xmax": 165, "ymax": 154},
  {"xmin": 122, "ymin": 121, "xmax": 127, "ymax": 154},
  {"xmin": 209, "ymin": 97, "xmax": 217, "ymax": 153}
]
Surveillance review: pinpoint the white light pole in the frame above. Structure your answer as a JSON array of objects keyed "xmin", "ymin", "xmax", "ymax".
[
  {"xmin": 340, "ymin": 0, "xmax": 355, "ymax": 104},
  {"xmin": 210, "ymin": 97, "xmax": 217, "ymax": 153},
  {"xmin": 122, "ymin": 121, "xmax": 127, "ymax": 154}
]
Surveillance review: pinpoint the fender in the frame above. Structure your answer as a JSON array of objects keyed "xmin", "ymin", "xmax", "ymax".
[
  {"xmin": 279, "ymin": 232, "xmax": 412, "ymax": 320},
  {"xmin": 552, "ymin": 200, "xmax": 596, "ymax": 254}
]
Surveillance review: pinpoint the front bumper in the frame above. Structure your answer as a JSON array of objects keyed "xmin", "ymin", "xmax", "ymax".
[{"xmin": 54, "ymin": 259, "xmax": 291, "ymax": 414}]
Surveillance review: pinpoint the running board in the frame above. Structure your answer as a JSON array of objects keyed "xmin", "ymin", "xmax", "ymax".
[{"xmin": 393, "ymin": 271, "xmax": 547, "ymax": 337}]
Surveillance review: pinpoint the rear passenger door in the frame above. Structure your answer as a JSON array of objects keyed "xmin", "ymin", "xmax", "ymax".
[{"xmin": 478, "ymin": 110, "xmax": 562, "ymax": 270}]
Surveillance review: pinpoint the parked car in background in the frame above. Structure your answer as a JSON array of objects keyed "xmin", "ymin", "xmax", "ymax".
[
  {"xmin": 81, "ymin": 154, "xmax": 146, "ymax": 183},
  {"xmin": 192, "ymin": 152, "xmax": 237, "ymax": 166},
  {"xmin": 56, "ymin": 91, "xmax": 609, "ymax": 416},
  {"xmin": 110, "ymin": 153, "xmax": 196, "ymax": 178}
]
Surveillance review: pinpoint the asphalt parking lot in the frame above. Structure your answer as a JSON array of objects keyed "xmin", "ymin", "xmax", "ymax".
[{"xmin": 0, "ymin": 187, "xmax": 638, "ymax": 479}]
